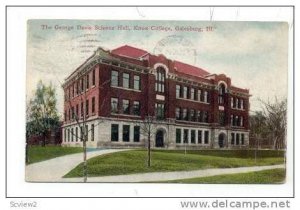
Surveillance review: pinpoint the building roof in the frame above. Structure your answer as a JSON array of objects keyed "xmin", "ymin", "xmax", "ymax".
[
  {"xmin": 111, "ymin": 45, "xmax": 149, "ymax": 59},
  {"xmin": 173, "ymin": 60, "xmax": 210, "ymax": 77},
  {"xmin": 111, "ymin": 45, "xmax": 210, "ymax": 78}
]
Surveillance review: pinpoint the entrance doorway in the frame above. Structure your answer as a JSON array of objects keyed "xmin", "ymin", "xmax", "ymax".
[
  {"xmin": 218, "ymin": 133, "xmax": 225, "ymax": 148},
  {"xmin": 155, "ymin": 130, "xmax": 164, "ymax": 147}
]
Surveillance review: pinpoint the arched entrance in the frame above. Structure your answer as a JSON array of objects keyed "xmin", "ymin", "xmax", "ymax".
[
  {"xmin": 155, "ymin": 130, "xmax": 164, "ymax": 147},
  {"xmin": 218, "ymin": 133, "xmax": 226, "ymax": 148}
]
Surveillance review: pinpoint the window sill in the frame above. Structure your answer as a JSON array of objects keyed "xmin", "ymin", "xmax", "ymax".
[
  {"xmin": 176, "ymin": 97, "xmax": 210, "ymax": 104},
  {"xmin": 111, "ymin": 85, "xmax": 142, "ymax": 92},
  {"xmin": 111, "ymin": 113, "xmax": 141, "ymax": 118},
  {"xmin": 231, "ymin": 107, "xmax": 245, "ymax": 111},
  {"xmin": 176, "ymin": 120, "xmax": 209, "ymax": 124}
]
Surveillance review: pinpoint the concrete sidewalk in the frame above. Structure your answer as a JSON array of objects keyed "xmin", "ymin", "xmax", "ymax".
[
  {"xmin": 61, "ymin": 164, "xmax": 285, "ymax": 183},
  {"xmin": 25, "ymin": 149, "xmax": 130, "ymax": 182}
]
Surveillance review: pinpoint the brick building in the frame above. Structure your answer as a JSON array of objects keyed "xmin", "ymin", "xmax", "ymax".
[{"xmin": 62, "ymin": 45, "xmax": 250, "ymax": 149}]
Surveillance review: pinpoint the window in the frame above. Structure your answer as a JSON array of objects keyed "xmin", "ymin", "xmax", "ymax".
[
  {"xmin": 92, "ymin": 97, "xmax": 95, "ymax": 114},
  {"xmin": 133, "ymin": 101, "xmax": 140, "ymax": 115},
  {"xmin": 91, "ymin": 124, "xmax": 94, "ymax": 141},
  {"xmin": 75, "ymin": 127, "xmax": 78, "ymax": 142},
  {"xmin": 85, "ymin": 125, "xmax": 88, "ymax": 141},
  {"xmin": 123, "ymin": 73, "xmax": 130, "ymax": 88},
  {"xmin": 64, "ymin": 129, "xmax": 66, "ymax": 142},
  {"xmin": 134, "ymin": 126, "xmax": 140, "ymax": 142},
  {"xmin": 218, "ymin": 84, "xmax": 226, "ymax": 104},
  {"xmin": 71, "ymin": 128, "xmax": 74, "ymax": 142},
  {"xmin": 86, "ymin": 99, "xmax": 89, "ymax": 116},
  {"xmin": 233, "ymin": 98, "xmax": 237, "ymax": 108},
  {"xmin": 122, "ymin": 99, "xmax": 130, "ymax": 114},
  {"xmin": 68, "ymin": 109, "xmax": 70, "ymax": 121},
  {"xmin": 231, "ymin": 97, "xmax": 234, "ymax": 108},
  {"xmin": 191, "ymin": 88, "xmax": 195, "ymax": 100},
  {"xmin": 204, "ymin": 91, "xmax": 208, "ymax": 103},
  {"xmin": 241, "ymin": 99, "xmax": 244, "ymax": 109},
  {"xmin": 175, "ymin": 108, "xmax": 181, "ymax": 120},
  {"xmin": 198, "ymin": 130, "xmax": 202, "ymax": 144},
  {"xmin": 111, "ymin": 98, "xmax": 118, "ymax": 114},
  {"xmin": 155, "ymin": 67, "xmax": 165, "ymax": 93},
  {"xmin": 111, "ymin": 124, "xmax": 119, "ymax": 141},
  {"xmin": 176, "ymin": 129, "xmax": 181, "ymax": 143},
  {"xmin": 80, "ymin": 126, "xmax": 83, "ymax": 142},
  {"xmin": 197, "ymin": 111, "xmax": 202, "ymax": 122},
  {"xmin": 176, "ymin": 85, "xmax": 181, "ymax": 98},
  {"xmin": 76, "ymin": 82, "xmax": 79, "ymax": 95},
  {"xmin": 92, "ymin": 69, "xmax": 95, "ymax": 86},
  {"xmin": 241, "ymin": 134, "xmax": 245, "ymax": 145},
  {"xmin": 230, "ymin": 115, "xmax": 234, "ymax": 126},
  {"xmin": 231, "ymin": 133, "xmax": 235, "ymax": 145},
  {"xmin": 72, "ymin": 84, "xmax": 75, "ymax": 98},
  {"xmin": 134, "ymin": 75, "xmax": 140, "ymax": 90},
  {"xmin": 123, "ymin": 125, "xmax": 130, "ymax": 142},
  {"xmin": 238, "ymin": 98, "xmax": 242, "ymax": 109},
  {"xmin": 67, "ymin": 129, "xmax": 70, "ymax": 142},
  {"xmin": 81, "ymin": 77, "xmax": 84, "ymax": 92},
  {"xmin": 71, "ymin": 107, "xmax": 75, "ymax": 120},
  {"xmin": 240, "ymin": 116, "xmax": 244, "ymax": 127},
  {"xmin": 183, "ymin": 129, "xmax": 189, "ymax": 143},
  {"xmin": 86, "ymin": 74, "xmax": 89, "ymax": 89},
  {"xmin": 219, "ymin": 111, "xmax": 225, "ymax": 126},
  {"xmin": 76, "ymin": 104, "xmax": 79, "ymax": 119},
  {"xmin": 111, "ymin": 70, "xmax": 119, "ymax": 86},
  {"xmin": 204, "ymin": 131, "xmax": 209, "ymax": 144},
  {"xmin": 204, "ymin": 111, "xmax": 209, "ymax": 123},
  {"xmin": 236, "ymin": 133, "xmax": 240, "ymax": 145},
  {"xmin": 155, "ymin": 103, "xmax": 165, "ymax": 120},
  {"xmin": 81, "ymin": 102, "xmax": 84, "ymax": 117},
  {"xmin": 190, "ymin": 109, "xmax": 195, "ymax": 121},
  {"xmin": 182, "ymin": 108, "xmax": 188, "ymax": 121},
  {"xmin": 197, "ymin": 89, "xmax": 202, "ymax": 101},
  {"xmin": 191, "ymin": 130, "xmax": 196, "ymax": 144},
  {"xmin": 235, "ymin": 116, "xmax": 239, "ymax": 126},
  {"xmin": 183, "ymin": 86, "xmax": 188, "ymax": 99}
]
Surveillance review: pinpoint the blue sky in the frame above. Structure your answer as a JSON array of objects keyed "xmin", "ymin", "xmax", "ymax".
[{"xmin": 27, "ymin": 19, "xmax": 288, "ymax": 116}]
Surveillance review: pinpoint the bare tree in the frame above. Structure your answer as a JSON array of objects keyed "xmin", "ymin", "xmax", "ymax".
[
  {"xmin": 250, "ymin": 98, "xmax": 287, "ymax": 150},
  {"xmin": 250, "ymin": 111, "xmax": 267, "ymax": 162},
  {"xmin": 138, "ymin": 115, "xmax": 157, "ymax": 167},
  {"xmin": 260, "ymin": 98, "xmax": 287, "ymax": 150}
]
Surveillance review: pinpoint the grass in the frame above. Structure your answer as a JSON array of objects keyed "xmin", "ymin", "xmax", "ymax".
[
  {"xmin": 162, "ymin": 149, "xmax": 285, "ymax": 158},
  {"xmin": 63, "ymin": 149, "xmax": 284, "ymax": 178},
  {"xmin": 158, "ymin": 168, "xmax": 286, "ymax": 184},
  {"xmin": 27, "ymin": 145, "xmax": 82, "ymax": 164}
]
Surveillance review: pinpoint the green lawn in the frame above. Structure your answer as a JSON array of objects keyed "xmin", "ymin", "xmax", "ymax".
[
  {"xmin": 158, "ymin": 168, "xmax": 286, "ymax": 184},
  {"xmin": 64, "ymin": 149, "xmax": 284, "ymax": 178},
  {"xmin": 27, "ymin": 145, "xmax": 82, "ymax": 164},
  {"xmin": 162, "ymin": 149, "xmax": 285, "ymax": 158}
]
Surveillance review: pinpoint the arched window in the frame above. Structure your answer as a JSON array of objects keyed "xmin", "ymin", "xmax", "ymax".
[
  {"xmin": 155, "ymin": 67, "xmax": 165, "ymax": 93},
  {"xmin": 218, "ymin": 83, "xmax": 226, "ymax": 104}
]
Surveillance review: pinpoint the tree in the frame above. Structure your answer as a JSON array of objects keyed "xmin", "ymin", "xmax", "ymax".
[
  {"xmin": 250, "ymin": 111, "xmax": 267, "ymax": 161},
  {"xmin": 138, "ymin": 115, "xmax": 157, "ymax": 167},
  {"xmin": 27, "ymin": 81, "xmax": 59, "ymax": 146},
  {"xmin": 261, "ymin": 98, "xmax": 287, "ymax": 149},
  {"xmin": 250, "ymin": 97, "xmax": 287, "ymax": 150}
]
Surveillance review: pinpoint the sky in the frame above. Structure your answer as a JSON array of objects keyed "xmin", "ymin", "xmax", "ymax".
[{"xmin": 26, "ymin": 20, "xmax": 288, "ymax": 117}]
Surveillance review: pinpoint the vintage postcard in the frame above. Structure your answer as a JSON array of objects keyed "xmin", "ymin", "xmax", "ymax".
[{"xmin": 25, "ymin": 19, "xmax": 288, "ymax": 184}]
